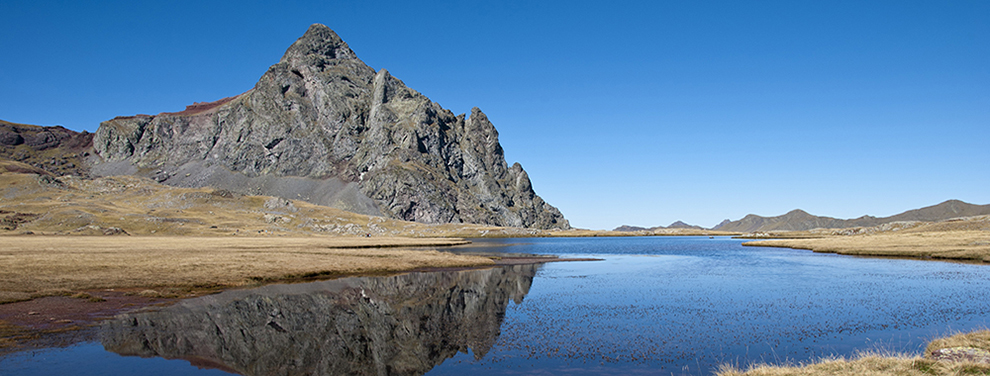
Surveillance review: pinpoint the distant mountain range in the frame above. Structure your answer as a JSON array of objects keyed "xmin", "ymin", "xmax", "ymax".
[{"xmin": 616, "ymin": 200, "xmax": 990, "ymax": 233}]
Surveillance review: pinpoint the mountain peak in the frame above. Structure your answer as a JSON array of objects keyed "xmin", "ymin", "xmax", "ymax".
[
  {"xmin": 281, "ymin": 23, "xmax": 357, "ymax": 63},
  {"xmin": 667, "ymin": 220, "xmax": 701, "ymax": 229},
  {"xmin": 92, "ymin": 24, "xmax": 569, "ymax": 230},
  {"xmin": 712, "ymin": 219, "xmax": 732, "ymax": 230}
]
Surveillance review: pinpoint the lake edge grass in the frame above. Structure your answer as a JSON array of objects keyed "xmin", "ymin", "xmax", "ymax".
[
  {"xmin": 742, "ymin": 230, "xmax": 990, "ymax": 264},
  {"xmin": 717, "ymin": 330, "xmax": 990, "ymax": 376},
  {"xmin": 0, "ymin": 236, "xmax": 493, "ymax": 306}
]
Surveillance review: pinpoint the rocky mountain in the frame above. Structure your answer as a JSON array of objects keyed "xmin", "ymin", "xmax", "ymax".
[
  {"xmin": 101, "ymin": 265, "xmax": 537, "ymax": 376},
  {"xmin": 713, "ymin": 200, "xmax": 990, "ymax": 232},
  {"xmin": 712, "ymin": 219, "xmax": 732, "ymax": 229},
  {"xmin": 666, "ymin": 220, "xmax": 703, "ymax": 230},
  {"xmin": 91, "ymin": 24, "xmax": 568, "ymax": 229}
]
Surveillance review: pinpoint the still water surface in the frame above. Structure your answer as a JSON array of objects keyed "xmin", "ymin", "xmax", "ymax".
[{"xmin": 2, "ymin": 236, "xmax": 989, "ymax": 375}]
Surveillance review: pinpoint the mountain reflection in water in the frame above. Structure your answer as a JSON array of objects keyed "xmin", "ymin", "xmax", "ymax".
[{"xmin": 99, "ymin": 265, "xmax": 538, "ymax": 376}]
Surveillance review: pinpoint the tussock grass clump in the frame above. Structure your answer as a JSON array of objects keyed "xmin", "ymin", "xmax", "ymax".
[
  {"xmin": 718, "ymin": 331, "xmax": 990, "ymax": 376},
  {"xmin": 69, "ymin": 292, "xmax": 106, "ymax": 302}
]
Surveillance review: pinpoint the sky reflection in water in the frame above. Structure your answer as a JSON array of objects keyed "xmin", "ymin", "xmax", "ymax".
[{"xmin": 428, "ymin": 236, "xmax": 990, "ymax": 375}]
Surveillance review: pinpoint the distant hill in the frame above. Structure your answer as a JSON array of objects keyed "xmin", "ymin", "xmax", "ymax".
[
  {"xmin": 613, "ymin": 220, "xmax": 704, "ymax": 232},
  {"xmin": 712, "ymin": 200, "xmax": 990, "ymax": 232},
  {"xmin": 666, "ymin": 220, "xmax": 704, "ymax": 230},
  {"xmin": 613, "ymin": 225, "xmax": 648, "ymax": 232}
]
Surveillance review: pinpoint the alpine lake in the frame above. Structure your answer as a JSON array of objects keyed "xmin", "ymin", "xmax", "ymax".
[{"xmin": 2, "ymin": 236, "xmax": 989, "ymax": 376}]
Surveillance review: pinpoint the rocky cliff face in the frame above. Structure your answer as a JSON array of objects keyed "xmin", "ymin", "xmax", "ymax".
[
  {"xmin": 100, "ymin": 265, "xmax": 538, "ymax": 376},
  {"xmin": 92, "ymin": 24, "xmax": 568, "ymax": 229}
]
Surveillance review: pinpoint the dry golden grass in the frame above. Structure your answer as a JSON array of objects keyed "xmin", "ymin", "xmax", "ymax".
[
  {"xmin": 718, "ymin": 353, "xmax": 990, "ymax": 376},
  {"xmin": 0, "ymin": 171, "xmax": 460, "ymax": 237},
  {"xmin": 0, "ymin": 169, "xmax": 645, "ymax": 238},
  {"xmin": 719, "ymin": 331, "xmax": 990, "ymax": 376},
  {"xmin": 742, "ymin": 216, "xmax": 990, "ymax": 263},
  {"xmin": 0, "ymin": 236, "xmax": 492, "ymax": 303},
  {"xmin": 719, "ymin": 353, "xmax": 927, "ymax": 376}
]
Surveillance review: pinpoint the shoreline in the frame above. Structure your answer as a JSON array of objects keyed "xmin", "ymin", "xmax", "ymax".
[
  {"xmin": 0, "ymin": 236, "xmax": 599, "ymax": 353},
  {"xmin": 743, "ymin": 241, "xmax": 990, "ymax": 264},
  {"xmin": 742, "ymin": 230, "xmax": 990, "ymax": 264}
]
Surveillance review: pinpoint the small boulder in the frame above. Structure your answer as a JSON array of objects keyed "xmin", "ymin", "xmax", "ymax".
[
  {"xmin": 930, "ymin": 347, "xmax": 990, "ymax": 364},
  {"xmin": 264, "ymin": 197, "xmax": 298, "ymax": 212}
]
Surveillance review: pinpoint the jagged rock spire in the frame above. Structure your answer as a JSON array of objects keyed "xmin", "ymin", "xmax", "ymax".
[{"xmin": 281, "ymin": 23, "xmax": 358, "ymax": 64}]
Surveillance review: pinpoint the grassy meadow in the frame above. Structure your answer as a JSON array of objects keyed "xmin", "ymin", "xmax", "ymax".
[{"xmin": 0, "ymin": 236, "xmax": 491, "ymax": 304}]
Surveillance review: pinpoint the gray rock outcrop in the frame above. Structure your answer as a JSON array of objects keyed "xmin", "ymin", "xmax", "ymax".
[
  {"xmin": 92, "ymin": 24, "xmax": 568, "ymax": 229},
  {"xmin": 100, "ymin": 265, "xmax": 538, "ymax": 376}
]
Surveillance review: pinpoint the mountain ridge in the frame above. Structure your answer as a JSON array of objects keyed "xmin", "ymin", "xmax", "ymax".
[
  {"xmin": 712, "ymin": 200, "xmax": 990, "ymax": 232},
  {"xmin": 614, "ymin": 200, "xmax": 989, "ymax": 233}
]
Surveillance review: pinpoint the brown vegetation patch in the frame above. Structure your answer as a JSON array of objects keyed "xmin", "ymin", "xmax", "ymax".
[
  {"xmin": 1, "ymin": 210, "xmax": 39, "ymax": 230},
  {"xmin": 0, "ymin": 159, "xmax": 53, "ymax": 176},
  {"xmin": 162, "ymin": 93, "xmax": 245, "ymax": 117}
]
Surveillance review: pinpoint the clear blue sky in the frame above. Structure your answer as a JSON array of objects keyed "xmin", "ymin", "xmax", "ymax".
[{"xmin": 2, "ymin": 1, "xmax": 987, "ymax": 230}]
